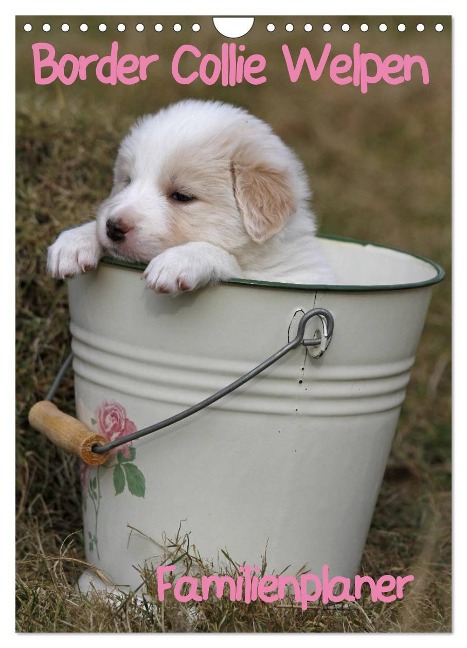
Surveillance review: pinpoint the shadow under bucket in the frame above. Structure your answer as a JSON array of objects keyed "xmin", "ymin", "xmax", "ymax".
[{"xmin": 66, "ymin": 235, "xmax": 443, "ymax": 591}]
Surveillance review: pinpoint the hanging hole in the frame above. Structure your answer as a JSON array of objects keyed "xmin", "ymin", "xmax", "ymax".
[{"xmin": 213, "ymin": 17, "xmax": 254, "ymax": 38}]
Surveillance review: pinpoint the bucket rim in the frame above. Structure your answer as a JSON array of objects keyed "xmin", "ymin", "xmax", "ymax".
[{"xmin": 101, "ymin": 233, "xmax": 445, "ymax": 293}]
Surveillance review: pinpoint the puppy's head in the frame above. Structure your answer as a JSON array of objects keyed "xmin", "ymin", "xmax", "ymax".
[{"xmin": 96, "ymin": 100, "xmax": 310, "ymax": 262}]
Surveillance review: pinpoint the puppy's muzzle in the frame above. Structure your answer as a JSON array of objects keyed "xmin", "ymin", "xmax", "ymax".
[{"xmin": 106, "ymin": 218, "xmax": 131, "ymax": 242}]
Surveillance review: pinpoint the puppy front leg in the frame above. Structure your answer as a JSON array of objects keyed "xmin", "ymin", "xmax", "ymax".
[
  {"xmin": 47, "ymin": 221, "xmax": 103, "ymax": 278},
  {"xmin": 143, "ymin": 242, "xmax": 242, "ymax": 295}
]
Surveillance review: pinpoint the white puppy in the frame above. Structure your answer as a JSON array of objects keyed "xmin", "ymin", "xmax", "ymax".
[{"xmin": 48, "ymin": 100, "xmax": 335, "ymax": 293}]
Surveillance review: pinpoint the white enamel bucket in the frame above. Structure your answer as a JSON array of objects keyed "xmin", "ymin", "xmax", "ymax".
[{"xmin": 66, "ymin": 236, "xmax": 443, "ymax": 590}]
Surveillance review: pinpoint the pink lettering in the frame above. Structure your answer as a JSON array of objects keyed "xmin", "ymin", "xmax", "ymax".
[
  {"xmin": 396, "ymin": 574, "xmax": 415, "ymax": 598},
  {"xmin": 257, "ymin": 576, "xmax": 279, "ymax": 602},
  {"xmin": 228, "ymin": 43, "xmax": 236, "ymax": 86},
  {"xmin": 277, "ymin": 574, "xmax": 302, "ymax": 602},
  {"xmin": 243, "ymin": 55, "xmax": 266, "ymax": 85},
  {"xmin": 321, "ymin": 564, "xmax": 355, "ymax": 604},
  {"xmin": 382, "ymin": 54, "xmax": 405, "ymax": 85},
  {"xmin": 282, "ymin": 43, "xmax": 332, "ymax": 82},
  {"xmin": 156, "ymin": 565, "xmax": 176, "ymax": 600},
  {"xmin": 354, "ymin": 575, "xmax": 380, "ymax": 602},
  {"xmin": 95, "ymin": 41, "xmax": 119, "ymax": 85},
  {"xmin": 139, "ymin": 54, "xmax": 160, "ymax": 81},
  {"xmin": 171, "ymin": 44, "xmax": 201, "ymax": 84},
  {"xmin": 359, "ymin": 50, "xmax": 384, "ymax": 94},
  {"xmin": 299, "ymin": 574, "xmax": 322, "ymax": 610},
  {"xmin": 117, "ymin": 54, "xmax": 140, "ymax": 85},
  {"xmin": 32, "ymin": 41, "xmax": 160, "ymax": 86},
  {"xmin": 201, "ymin": 575, "xmax": 237, "ymax": 601},
  {"xmin": 78, "ymin": 54, "xmax": 99, "ymax": 81},
  {"xmin": 59, "ymin": 54, "xmax": 79, "ymax": 85},
  {"xmin": 173, "ymin": 576, "xmax": 203, "ymax": 603},
  {"xmin": 281, "ymin": 42, "xmax": 429, "ymax": 93},
  {"xmin": 152, "ymin": 564, "xmax": 414, "ymax": 606},
  {"xmin": 329, "ymin": 54, "xmax": 352, "ymax": 84},
  {"xmin": 32, "ymin": 43, "xmax": 59, "ymax": 85},
  {"xmin": 171, "ymin": 43, "xmax": 266, "ymax": 86},
  {"xmin": 375, "ymin": 575, "xmax": 397, "ymax": 603},
  {"xmin": 404, "ymin": 55, "xmax": 430, "ymax": 84},
  {"xmin": 199, "ymin": 53, "xmax": 222, "ymax": 86},
  {"xmin": 32, "ymin": 40, "xmax": 429, "ymax": 92}
]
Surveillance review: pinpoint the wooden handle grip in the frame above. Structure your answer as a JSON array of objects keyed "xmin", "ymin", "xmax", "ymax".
[{"xmin": 28, "ymin": 401, "xmax": 110, "ymax": 465}]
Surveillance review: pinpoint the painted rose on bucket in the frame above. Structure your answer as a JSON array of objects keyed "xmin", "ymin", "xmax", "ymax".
[
  {"xmin": 81, "ymin": 399, "xmax": 146, "ymax": 558},
  {"xmin": 96, "ymin": 400, "xmax": 137, "ymax": 457},
  {"xmin": 93, "ymin": 400, "xmax": 145, "ymax": 498}
]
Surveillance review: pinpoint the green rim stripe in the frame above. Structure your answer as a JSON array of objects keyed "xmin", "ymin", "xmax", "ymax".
[{"xmin": 101, "ymin": 233, "xmax": 445, "ymax": 293}]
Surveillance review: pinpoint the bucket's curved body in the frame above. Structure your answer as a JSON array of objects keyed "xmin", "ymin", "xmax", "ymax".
[{"xmin": 68, "ymin": 237, "xmax": 442, "ymax": 589}]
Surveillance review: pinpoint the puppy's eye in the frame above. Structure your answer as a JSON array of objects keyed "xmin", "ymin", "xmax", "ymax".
[{"xmin": 170, "ymin": 191, "xmax": 195, "ymax": 202}]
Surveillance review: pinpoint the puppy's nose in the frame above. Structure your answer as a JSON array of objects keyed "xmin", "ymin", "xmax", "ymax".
[{"xmin": 106, "ymin": 218, "xmax": 131, "ymax": 242}]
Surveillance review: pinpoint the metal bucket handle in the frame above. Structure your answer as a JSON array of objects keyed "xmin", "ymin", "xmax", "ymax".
[{"xmin": 28, "ymin": 307, "xmax": 334, "ymax": 465}]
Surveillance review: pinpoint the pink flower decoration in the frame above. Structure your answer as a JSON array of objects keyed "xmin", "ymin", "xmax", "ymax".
[{"xmin": 95, "ymin": 400, "xmax": 137, "ymax": 457}]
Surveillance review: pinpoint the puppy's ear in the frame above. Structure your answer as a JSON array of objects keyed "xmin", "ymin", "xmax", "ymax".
[{"xmin": 232, "ymin": 161, "xmax": 297, "ymax": 244}]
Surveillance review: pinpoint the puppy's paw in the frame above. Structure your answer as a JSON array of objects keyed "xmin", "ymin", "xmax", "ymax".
[
  {"xmin": 47, "ymin": 223, "xmax": 103, "ymax": 279},
  {"xmin": 143, "ymin": 250, "xmax": 208, "ymax": 295},
  {"xmin": 143, "ymin": 243, "xmax": 240, "ymax": 295}
]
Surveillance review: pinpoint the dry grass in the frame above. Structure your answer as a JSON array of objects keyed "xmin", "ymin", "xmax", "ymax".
[{"xmin": 16, "ymin": 16, "xmax": 451, "ymax": 633}]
